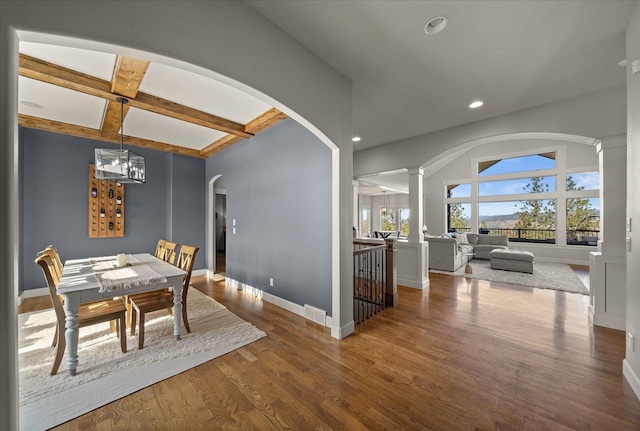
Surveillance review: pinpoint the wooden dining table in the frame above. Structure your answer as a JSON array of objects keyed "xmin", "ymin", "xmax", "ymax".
[{"xmin": 57, "ymin": 253, "xmax": 187, "ymax": 376}]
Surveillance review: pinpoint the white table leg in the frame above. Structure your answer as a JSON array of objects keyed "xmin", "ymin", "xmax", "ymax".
[
  {"xmin": 63, "ymin": 294, "xmax": 81, "ymax": 376},
  {"xmin": 173, "ymin": 280, "xmax": 183, "ymax": 340}
]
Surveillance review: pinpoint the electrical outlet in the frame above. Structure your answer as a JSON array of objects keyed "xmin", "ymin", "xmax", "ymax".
[
  {"xmin": 233, "ymin": 219, "xmax": 236, "ymax": 226},
  {"xmin": 627, "ymin": 237, "xmax": 632, "ymax": 252},
  {"xmin": 627, "ymin": 217, "xmax": 632, "ymax": 232},
  {"xmin": 628, "ymin": 333, "xmax": 635, "ymax": 352},
  {"xmin": 269, "ymin": 278, "xmax": 273, "ymax": 287},
  {"xmin": 232, "ymin": 227, "xmax": 236, "ymax": 235}
]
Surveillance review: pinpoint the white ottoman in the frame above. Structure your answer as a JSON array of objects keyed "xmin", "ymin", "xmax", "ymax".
[{"xmin": 490, "ymin": 249, "xmax": 534, "ymax": 274}]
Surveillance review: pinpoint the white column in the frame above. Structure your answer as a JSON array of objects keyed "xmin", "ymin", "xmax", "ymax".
[
  {"xmin": 396, "ymin": 167, "xmax": 429, "ymax": 289},
  {"xmin": 353, "ymin": 180, "xmax": 359, "ymax": 238},
  {"xmin": 590, "ymin": 135, "xmax": 627, "ymax": 331},
  {"xmin": 597, "ymin": 136, "xmax": 627, "ymax": 257},
  {"xmin": 407, "ymin": 167, "xmax": 424, "ymax": 243}
]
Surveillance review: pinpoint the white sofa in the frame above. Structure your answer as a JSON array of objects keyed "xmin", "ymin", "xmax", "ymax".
[
  {"xmin": 466, "ymin": 233, "xmax": 509, "ymax": 260},
  {"xmin": 424, "ymin": 235, "xmax": 474, "ymax": 272},
  {"xmin": 424, "ymin": 233, "xmax": 509, "ymax": 272}
]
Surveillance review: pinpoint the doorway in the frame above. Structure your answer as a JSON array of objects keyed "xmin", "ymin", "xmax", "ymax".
[
  {"xmin": 208, "ymin": 175, "xmax": 227, "ymax": 276},
  {"xmin": 214, "ymin": 192, "xmax": 226, "ymax": 274}
]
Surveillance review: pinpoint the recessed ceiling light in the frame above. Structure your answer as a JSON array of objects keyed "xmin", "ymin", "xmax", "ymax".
[
  {"xmin": 424, "ymin": 16, "xmax": 448, "ymax": 35},
  {"xmin": 469, "ymin": 101, "xmax": 484, "ymax": 109},
  {"xmin": 352, "ymin": 136, "xmax": 361, "ymax": 142},
  {"xmin": 20, "ymin": 100, "xmax": 43, "ymax": 109}
]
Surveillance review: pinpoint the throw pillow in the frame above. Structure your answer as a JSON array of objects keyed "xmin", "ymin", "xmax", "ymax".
[{"xmin": 457, "ymin": 232, "xmax": 468, "ymax": 244}]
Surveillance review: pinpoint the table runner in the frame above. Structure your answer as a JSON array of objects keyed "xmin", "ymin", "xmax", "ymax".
[{"xmin": 91, "ymin": 255, "xmax": 167, "ymax": 293}]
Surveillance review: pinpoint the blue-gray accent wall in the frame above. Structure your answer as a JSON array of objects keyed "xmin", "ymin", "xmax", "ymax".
[
  {"xmin": 206, "ymin": 118, "xmax": 332, "ymax": 315},
  {"xmin": 20, "ymin": 128, "xmax": 205, "ymax": 293}
]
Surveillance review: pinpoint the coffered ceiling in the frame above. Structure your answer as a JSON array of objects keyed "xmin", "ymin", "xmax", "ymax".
[{"xmin": 18, "ymin": 42, "xmax": 288, "ymax": 158}]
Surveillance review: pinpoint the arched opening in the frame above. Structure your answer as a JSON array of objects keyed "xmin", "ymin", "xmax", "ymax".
[
  {"xmin": 420, "ymin": 132, "xmax": 597, "ymax": 175},
  {"xmin": 3, "ymin": 6, "xmax": 354, "ymax": 427}
]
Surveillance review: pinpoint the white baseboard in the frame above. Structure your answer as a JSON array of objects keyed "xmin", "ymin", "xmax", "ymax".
[
  {"xmin": 224, "ymin": 277, "xmax": 341, "ymax": 336},
  {"xmin": 623, "ymin": 359, "xmax": 640, "ymax": 402},
  {"xmin": 20, "ymin": 286, "xmax": 49, "ymax": 304},
  {"xmin": 593, "ymin": 313, "xmax": 626, "ymax": 331},
  {"xmin": 191, "ymin": 269, "xmax": 210, "ymax": 277},
  {"xmin": 331, "ymin": 320, "xmax": 354, "ymax": 340},
  {"xmin": 397, "ymin": 276, "xmax": 430, "ymax": 290}
]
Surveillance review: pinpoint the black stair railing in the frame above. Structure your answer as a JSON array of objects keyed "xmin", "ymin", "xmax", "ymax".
[{"xmin": 353, "ymin": 239, "xmax": 397, "ymax": 325}]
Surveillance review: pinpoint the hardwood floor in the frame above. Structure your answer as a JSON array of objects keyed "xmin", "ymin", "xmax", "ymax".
[
  {"xmin": 20, "ymin": 270, "xmax": 640, "ymax": 430},
  {"xmin": 216, "ymin": 251, "xmax": 226, "ymax": 274}
]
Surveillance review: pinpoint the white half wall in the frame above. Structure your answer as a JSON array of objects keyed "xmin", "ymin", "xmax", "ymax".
[{"xmin": 396, "ymin": 241, "xmax": 430, "ymax": 289}]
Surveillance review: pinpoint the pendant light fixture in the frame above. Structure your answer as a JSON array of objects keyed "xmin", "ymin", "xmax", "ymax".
[{"xmin": 95, "ymin": 97, "xmax": 146, "ymax": 183}]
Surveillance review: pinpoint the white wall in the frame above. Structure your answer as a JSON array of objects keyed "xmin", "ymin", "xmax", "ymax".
[
  {"xmin": 624, "ymin": 1, "xmax": 640, "ymax": 402},
  {"xmin": 0, "ymin": 2, "xmax": 352, "ymax": 429},
  {"xmin": 423, "ymin": 138, "xmax": 599, "ymax": 264}
]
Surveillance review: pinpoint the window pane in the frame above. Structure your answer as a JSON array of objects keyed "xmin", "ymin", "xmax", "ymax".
[
  {"xmin": 380, "ymin": 208, "xmax": 397, "ymax": 231},
  {"xmin": 447, "ymin": 183, "xmax": 471, "ymax": 198},
  {"xmin": 447, "ymin": 203, "xmax": 471, "ymax": 232},
  {"xmin": 566, "ymin": 197, "xmax": 600, "ymax": 246},
  {"xmin": 361, "ymin": 208, "xmax": 370, "ymax": 235},
  {"xmin": 479, "ymin": 176, "xmax": 556, "ymax": 196},
  {"xmin": 479, "ymin": 152, "xmax": 556, "ymax": 176},
  {"xmin": 399, "ymin": 208, "xmax": 410, "ymax": 236},
  {"xmin": 479, "ymin": 200, "xmax": 556, "ymax": 243},
  {"xmin": 567, "ymin": 172, "xmax": 599, "ymax": 191}
]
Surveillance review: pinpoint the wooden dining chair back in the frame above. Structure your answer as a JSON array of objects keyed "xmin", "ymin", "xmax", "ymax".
[
  {"xmin": 35, "ymin": 254, "xmax": 128, "ymax": 375},
  {"xmin": 130, "ymin": 245, "xmax": 199, "ymax": 349},
  {"xmin": 163, "ymin": 241, "xmax": 179, "ymax": 265},
  {"xmin": 38, "ymin": 245, "xmax": 63, "ymax": 282},
  {"xmin": 154, "ymin": 239, "xmax": 167, "ymax": 260}
]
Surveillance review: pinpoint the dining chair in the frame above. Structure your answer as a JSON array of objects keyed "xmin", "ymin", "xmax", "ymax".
[
  {"xmin": 35, "ymin": 253, "xmax": 128, "ymax": 375},
  {"xmin": 162, "ymin": 241, "xmax": 179, "ymax": 265},
  {"xmin": 37, "ymin": 246, "xmax": 66, "ymax": 346},
  {"xmin": 37, "ymin": 246, "xmax": 121, "ymax": 339},
  {"xmin": 38, "ymin": 245, "xmax": 63, "ymax": 281},
  {"xmin": 129, "ymin": 245, "xmax": 199, "ymax": 349},
  {"xmin": 125, "ymin": 239, "xmax": 176, "ymax": 325},
  {"xmin": 154, "ymin": 239, "xmax": 167, "ymax": 260}
]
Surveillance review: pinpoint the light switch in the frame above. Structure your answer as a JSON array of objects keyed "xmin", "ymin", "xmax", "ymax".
[
  {"xmin": 233, "ymin": 219, "xmax": 236, "ymax": 226},
  {"xmin": 233, "ymin": 227, "xmax": 236, "ymax": 235},
  {"xmin": 627, "ymin": 237, "xmax": 632, "ymax": 252},
  {"xmin": 627, "ymin": 217, "xmax": 632, "ymax": 232}
]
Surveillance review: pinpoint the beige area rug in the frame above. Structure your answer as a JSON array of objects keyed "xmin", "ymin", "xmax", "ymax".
[
  {"xmin": 430, "ymin": 259, "xmax": 589, "ymax": 295},
  {"xmin": 19, "ymin": 289, "xmax": 266, "ymax": 431}
]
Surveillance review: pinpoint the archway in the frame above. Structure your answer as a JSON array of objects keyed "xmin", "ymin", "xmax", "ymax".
[
  {"xmin": 421, "ymin": 132, "xmax": 597, "ymax": 175},
  {"xmin": 207, "ymin": 175, "xmax": 226, "ymax": 275},
  {"xmin": 3, "ymin": 10, "xmax": 353, "ymax": 424}
]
